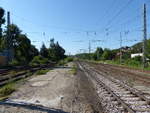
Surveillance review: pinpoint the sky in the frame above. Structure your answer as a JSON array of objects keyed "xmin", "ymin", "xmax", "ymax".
[{"xmin": 0, "ymin": 0, "xmax": 150, "ymax": 55}]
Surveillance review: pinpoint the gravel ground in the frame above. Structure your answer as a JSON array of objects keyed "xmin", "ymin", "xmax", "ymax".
[
  {"xmin": 0, "ymin": 63, "xmax": 102, "ymax": 113},
  {"xmin": 89, "ymin": 62, "xmax": 150, "ymax": 95},
  {"xmin": 81, "ymin": 62, "xmax": 150, "ymax": 113}
]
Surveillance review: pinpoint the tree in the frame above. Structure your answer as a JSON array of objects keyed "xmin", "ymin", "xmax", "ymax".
[
  {"xmin": 0, "ymin": 7, "xmax": 5, "ymax": 51},
  {"xmin": 48, "ymin": 39, "xmax": 66, "ymax": 62},
  {"xmin": 4, "ymin": 24, "xmax": 39, "ymax": 65},
  {"xmin": 3, "ymin": 24, "xmax": 21, "ymax": 49},
  {"xmin": 40, "ymin": 43, "xmax": 49, "ymax": 58},
  {"xmin": 93, "ymin": 47, "xmax": 103, "ymax": 60},
  {"xmin": 14, "ymin": 34, "xmax": 32, "ymax": 64},
  {"xmin": 29, "ymin": 45, "xmax": 39, "ymax": 59},
  {"xmin": 0, "ymin": 7, "xmax": 5, "ymax": 38},
  {"xmin": 101, "ymin": 48, "xmax": 113, "ymax": 60},
  {"xmin": 55, "ymin": 41, "xmax": 66, "ymax": 60}
]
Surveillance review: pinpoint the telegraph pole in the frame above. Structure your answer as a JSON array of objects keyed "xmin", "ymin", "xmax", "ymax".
[
  {"xmin": 120, "ymin": 32, "xmax": 122, "ymax": 64},
  {"xmin": 7, "ymin": 11, "xmax": 10, "ymax": 49},
  {"xmin": 89, "ymin": 40, "xmax": 91, "ymax": 60},
  {"xmin": 6, "ymin": 11, "xmax": 14, "ymax": 63},
  {"xmin": 142, "ymin": 3, "xmax": 147, "ymax": 68},
  {"xmin": 89, "ymin": 40, "xmax": 91, "ymax": 54},
  {"xmin": 6, "ymin": 11, "xmax": 12, "ymax": 63}
]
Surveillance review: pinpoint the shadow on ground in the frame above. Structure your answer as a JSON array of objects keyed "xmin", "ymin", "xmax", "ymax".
[
  {"xmin": 0, "ymin": 101, "xmax": 69, "ymax": 113},
  {"xmin": 54, "ymin": 66, "xmax": 72, "ymax": 69}
]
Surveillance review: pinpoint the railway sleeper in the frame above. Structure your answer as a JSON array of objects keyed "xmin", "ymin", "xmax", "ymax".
[
  {"xmin": 131, "ymin": 105, "xmax": 150, "ymax": 112},
  {"xmin": 121, "ymin": 97, "xmax": 140, "ymax": 101},
  {"xmin": 126, "ymin": 100, "xmax": 147, "ymax": 106}
]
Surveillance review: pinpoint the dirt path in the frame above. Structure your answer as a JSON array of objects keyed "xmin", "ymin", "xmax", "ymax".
[{"xmin": 0, "ymin": 63, "xmax": 102, "ymax": 113}]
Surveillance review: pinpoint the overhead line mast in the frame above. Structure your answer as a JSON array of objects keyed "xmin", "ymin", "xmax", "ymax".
[
  {"xmin": 142, "ymin": 3, "xmax": 148, "ymax": 68},
  {"xmin": 120, "ymin": 32, "xmax": 122, "ymax": 64}
]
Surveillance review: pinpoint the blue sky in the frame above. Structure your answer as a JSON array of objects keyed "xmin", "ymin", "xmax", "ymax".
[{"xmin": 0, "ymin": 0, "xmax": 150, "ymax": 55}]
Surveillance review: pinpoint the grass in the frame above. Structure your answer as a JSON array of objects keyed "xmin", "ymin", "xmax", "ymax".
[
  {"xmin": 57, "ymin": 57, "xmax": 74, "ymax": 66},
  {"xmin": 69, "ymin": 65, "xmax": 77, "ymax": 75},
  {"xmin": 0, "ymin": 68, "xmax": 49, "ymax": 101},
  {"xmin": 95, "ymin": 60, "xmax": 150, "ymax": 72},
  {"xmin": 84, "ymin": 59, "xmax": 150, "ymax": 73},
  {"xmin": 0, "ymin": 70, "xmax": 34, "ymax": 101},
  {"xmin": 0, "ymin": 83, "xmax": 16, "ymax": 100},
  {"xmin": 35, "ymin": 69, "xmax": 49, "ymax": 75}
]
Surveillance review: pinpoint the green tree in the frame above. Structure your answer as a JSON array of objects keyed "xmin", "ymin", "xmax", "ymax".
[
  {"xmin": 48, "ymin": 39, "xmax": 66, "ymax": 62},
  {"xmin": 3, "ymin": 24, "xmax": 21, "ymax": 49},
  {"xmin": 40, "ymin": 43, "xmax": 49, "ymax": 58},
  {"xmin": 146, "ymin": 39, "xmax": 150, "ymax": 59},
  {"xmin": 5, "ymin": 24, "xmax": 39, "ymax": 65},
  {"xmin": 14, "ymin": 34, "xmax": 32, "ymax": 64},
  {"xmin": 0, "ymin": 7, "xmax": 5, "ymax": 38},
  {"xmin": 93, "ymin": 47, "xmax": 103, "ymax": 60},
  {"xmin": 30, "ymin": 45, "xmax": 39, "ymax": 59},
  {"xmin": 0, "ymin": 7, "xmax": 5, "ymax": 51},
  {"xmin": 101, "ymin": 48, "xmax": 113, "ymax": 60}
]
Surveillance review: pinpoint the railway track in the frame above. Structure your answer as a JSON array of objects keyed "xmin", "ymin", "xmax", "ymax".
[
  {"xmin": 0, "ymin": 65, "xmax": 48, "ymax": 75},
  {"xmin": 91, "ymin": 62, "xmax": 150, "ymax": 85},
  {"xmin": 78, "ymin": 61, "xmax": 150, "ymax": 113},
  {"xmin": 0, "ymin": 64, "xmax": 53, "ymax": 87}
]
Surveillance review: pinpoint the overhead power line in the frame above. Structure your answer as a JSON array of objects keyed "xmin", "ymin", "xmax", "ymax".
[
  {"xmin": 105, "ymin": 0, "xmax": 133, "ymax": 29},
  {"xmin": 12, "ymin": 13, "xmax": 99, "ymax": 33},
  {"xmin": 96, "ymin": 0, "xmax": 117, "ymax": 25}
]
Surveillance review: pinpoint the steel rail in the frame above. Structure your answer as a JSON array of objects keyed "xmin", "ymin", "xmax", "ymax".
[
  {"xmin": 79, "ymin": 62, "xmax": 136, "ymax": 113},
  {"xmin": 89, "ymin": 64, "xmax": 150, "ymax": 105},
  {"xmin": 0, "ymin": 64, "xmax": 53, "ymax": 87}
]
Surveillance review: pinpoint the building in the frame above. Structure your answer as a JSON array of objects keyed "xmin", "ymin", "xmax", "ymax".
[
  {"xmin": 131, "ymin": 53, "xmax": 143, "ymax": 58},
  {"xmin": 0, "ymin": 50, "xmax": 7, "ymax": 66}
]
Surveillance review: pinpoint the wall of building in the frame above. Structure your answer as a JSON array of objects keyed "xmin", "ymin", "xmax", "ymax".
[
  {"xmin": 131, "ymin": 53, "xmax": 143, "ymax": 58},
  {"xmin": 0, "ymin": 56, "xmax": 7, "ymax": 66}
]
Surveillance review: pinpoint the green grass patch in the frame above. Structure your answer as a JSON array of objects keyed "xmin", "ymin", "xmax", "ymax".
[
  {"xmin": 35, "ymin": 69, "xmax": 49, "ymax": 75},
  {"xmin": 69, "ymin": 65, "xmax": 77, "ymax": 75},
  {"xmin": 0, "ymin": 69, "xmax": 46, "ymax": 101},
  {"xmin": 57, "ymin": 57, "xmax": 74, "ymax": 66},
  {"xmin": 102, "ymin": 60, "xmax": 150, "ymax": 72},
  {"xmin": 0, "ymin": 83, "xmax": 16, "ymax": 99}
]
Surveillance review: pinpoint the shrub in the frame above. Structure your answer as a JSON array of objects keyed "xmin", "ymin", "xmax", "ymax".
[
  {"xmin": 30, "ymin": 56, "xmax": 49, "ymax": 66},
  {"xmin": 132, "ymin": 56, "xmax": 142, "ymax": 62},
  {"xmin": 125, "ymin": 59, "xmax": 141, "ymax": 67},
  {"xmin": 65, "ymin": 57, "xmax": 73, "ymax": 62},
  {"xmin": 9, "ymin": 59, "xmax": 20, "ymax": 66},
  {"xmin": 69, "ymin": 65, "xmax": 77, "ymax": 75},
  {"xmin": 0, "ymin": 83, "xmax": 15, "ymax": 97},
  {"xmin": 57, "ymin": 60, "xmax": 65, "ymax": 66},
  {"xmin": 35, "ymin": 69, "xmax": 49, "ymax": 75}
]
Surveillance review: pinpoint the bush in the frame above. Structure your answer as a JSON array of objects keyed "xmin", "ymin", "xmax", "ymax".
[
  {"xmin": 57, "ymin": 60, "xmax": 65, "ymax": 66},
  {"xmin": 69, "ymin": 65, "xmax": 77, "ymax": 75},
  {"xmin": 30, "ymin": 56, "xmax": 49, "ymax": 66},
  {"xmin": 125, "ymin": 59, "xmax": 141, "ymax": 67},
  {"xmin": 65, "ymin": 57, "xmax": 73, "ymax": 62},
  {"xmin": 35, "ymin": 69, "xmax": 49, "ymax": 75},
  {"xmin": 132, "ymin": 56, "xmax": 142, "ymax": 62},
  {"xmin": 0, "ymin": 83, "xmax": 15, "ymax": 97},
  {"xmin": 101, "ymin": 49, "xmax": 113, "ymax": 60},
  {"xmin": 9, "ymin": 59, "xmax": 20, "ymax": 66}
]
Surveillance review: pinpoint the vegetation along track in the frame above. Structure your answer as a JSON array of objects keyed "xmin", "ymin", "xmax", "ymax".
[
  {"xmin": 89, "ymin": 62, "xmax": 150, "ymax": 85},
  {"xmin": 0, "ymin": 65, "xmax": 53, "ymax": 76},
  {"xmin": 0, "ymin": 64, "xmax": 54, "ymax": 87},
  {"xmin": 78, "ymin": 61, "xmax": 150, "ymax": 113},
  {"xmin": 88, "ymin": 62, "xmax": 150, "ymax": 100}
]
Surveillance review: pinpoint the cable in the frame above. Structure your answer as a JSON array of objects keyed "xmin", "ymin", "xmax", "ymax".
[
  {"xmin": 12, "ymin": 13, "xmax": 98, "ymax": 33},
  {"xmin": 95, "ymin": 0, "xmax": 118, "ymax": 25},
  {"xmin": 108, "ymin": 13, "xmax": 141, "ymax": 33},
  {"xmin": 105, "ymin": 0, "xmax": 134, "ymax": 29}
]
